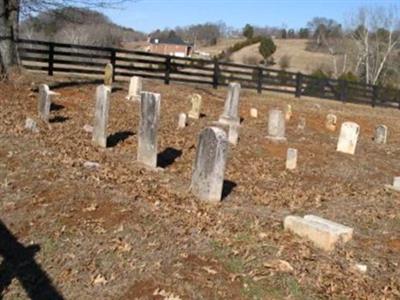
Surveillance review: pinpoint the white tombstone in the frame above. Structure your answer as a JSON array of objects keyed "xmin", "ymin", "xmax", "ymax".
[
  {"xmin": 218, "ymin": 82, "xmax": 241, "ymax": 126},
  {"xmin": 178, "ymin": 113, "xmax": 187, "ymax": 129},
  {"xmin": 191, "ymin": 127, "xmax": 228, "ymax": 202},
  {"xmin": 188, "ymin": 94, "xmax": 202, "ymax": 119},
  {"xmin": 374, "ymin": 125, "xmax": 387, "ymax": 144},
  {"xmin": 267, "ymin": 109, "xmax": 286, "ymax": 142},
  {"xmin": 250, "ymin": 108, "xmax": 258, "ymax": 118},
  {"xmin": 336, "ymin": 122, "xmax": 360, "ymax": 155},
  {"xmin": 126, "ymin": 76, "xmax": 142, "ymax": 101},
  {"xmin": 286, "ymin": 148, "xmax": 298, "ymax": 170},
  {"xmin": 137, "ymin": 92, "xmax": 160, "ymax": 168},
  {"xmin": 92, "ymin": 85, "xmax": 111, "ymax": 148},
  {"xmin": 326, "ymin": 114, "xmax": 337, "ymax": 131},
  {"xmin": 228, "ymin": 124, "xmax": 239, "ymax": 145},
  {"xmin": 393, "ymin": 177, "xmax": 400, "ymax": 190},
  {"xmin": 38, "ymin": 84, "xmax": 58, "ymax": 122}
]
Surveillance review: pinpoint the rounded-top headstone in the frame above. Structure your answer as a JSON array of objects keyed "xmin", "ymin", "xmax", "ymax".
[
  {"xmin": 336, "ymin": 121, "xmax": 360, "ymax": 155},
  {"xmin": 374, "ymin": 125, "xmax": 387, "ymax": 144},
  {"xmin": 267, "ymin": 109, "xmax": 286, "ymax": 142}
]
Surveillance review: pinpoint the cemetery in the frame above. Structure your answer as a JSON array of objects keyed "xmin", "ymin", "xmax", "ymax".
[{"xmin": 1, "ymin": 67, "xmax": 399, "ymax": 298}]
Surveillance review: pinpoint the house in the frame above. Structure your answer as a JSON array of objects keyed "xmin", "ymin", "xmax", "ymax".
[{"xmin": 148, "ymin": 36, "xmax": 193, "ymax": 57}]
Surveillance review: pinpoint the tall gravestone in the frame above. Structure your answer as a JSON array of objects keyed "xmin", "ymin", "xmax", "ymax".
[
  {"xmin": 92, "ymin": 85, "xmax": 111, "ymax": 148},
  {"xmin": 137, "ymin": 92, "xmax": 160, "ymax": 168},
  {"xmin": 188, "ymin": 94, "xmax": 202, "ymax": 119},
  {"xmin": 374, "ymin": 125, "xmax": 387, "ymax": 144},
  {"xmin": 104, "ymin": 63, "xmax": 113, "ymax": 86},
  {"xmin": 267, "ymin": 109, "xmax": 286, "ymax": 142},
  {"xmin": 126, "ymin": 76, "xmax": 142, "ymax": 101},
  {"xmin": 218, "ymin": 83, "xmax": 241, "ymax": 126},
  {"xmin": 38, "ymin": 84, "xmax": 56, "ymax": 122},
  {"xmin": 191, "ymin": 127, "xmax": 228, "ymax": 202},
  {"xmin": 336, "ymin": 122, "xmax": 360, "ymax": 155}
]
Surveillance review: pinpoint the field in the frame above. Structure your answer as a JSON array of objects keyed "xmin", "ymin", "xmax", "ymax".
[{"xmin": 1, "ymin": 73, "xmax": 400, "ymax": 299}]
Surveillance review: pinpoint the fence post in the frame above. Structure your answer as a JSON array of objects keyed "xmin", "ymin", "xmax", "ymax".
[
  {"xmin": 48, "ymin": 43, "xmax": 54, "ymax": 76},
  {"xmin": 339, "ymin": 80, "xmax": 348, "ymax": 102},
  {"xmin": 257, "ymin": 67, "xmax": 263, "ymax": 94},
  {"xmin": 213, "ymin": 58, "xmax": 219, "ymax": 89},
  {"xmin": 295, "ymin": 72, "xmax": 302, "ymax": 98},
  {"xmin": 110, "ymin": 49, "xmax": 116, "ymax": 81},
  {"xmin": 165, "ymin": 56, "xmax": 171, "ymax": 85},
  {"xmin": 372, "ymin": 85, "xmax": 378, "ymax": 107}
]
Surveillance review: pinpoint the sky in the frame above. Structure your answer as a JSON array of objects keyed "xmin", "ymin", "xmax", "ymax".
[{"xmin": 99, "ymin": 0, "xmax": 398, "ymax": 33}]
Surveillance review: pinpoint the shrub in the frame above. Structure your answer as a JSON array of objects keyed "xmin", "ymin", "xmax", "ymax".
[
  {"xmin": 279, "ymin": 55, "xmax": 291, "ymax": 70},
  {"xmin": 259, "ymin": 37, "xmax": 276, "ymax": 64},
  {"xmin": 304, "ymin": 69, "xmax": 329, "ymax": 96},
  {"xmin": 338, "ymin": 71, "xmax": 358, "ymax": 82},
  {"xmin": 243, "ymin": 24, "xmax": 254, "ymax": 40},
  {"xmin": 217, "ymin": 36, "xmax": 262, "ymax": 60}
]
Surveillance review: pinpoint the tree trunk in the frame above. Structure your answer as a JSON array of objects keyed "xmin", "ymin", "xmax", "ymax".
[{"xmin": 0, "ymin": 0, "xmax": 20, "ymax": 76}]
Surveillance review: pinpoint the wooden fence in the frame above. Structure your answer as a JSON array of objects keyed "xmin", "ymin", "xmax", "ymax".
[{"xmin": 18, "ymin": 39, "xmax": 400, "ymax": 109}]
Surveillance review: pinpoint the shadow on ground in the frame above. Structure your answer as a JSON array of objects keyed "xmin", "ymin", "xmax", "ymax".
[
  {"xmin": 157, "ymin": 147, "xmax": 183, "ymax": 168},
  {"xmin": 107, "ymin": 131, "xmax": 134, "ymax": 147}
]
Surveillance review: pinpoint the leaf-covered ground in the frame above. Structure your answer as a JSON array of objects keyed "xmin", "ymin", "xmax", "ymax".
[{"xmin": 1, "ymin": 73, "xmax": 400, "ymax": 299}]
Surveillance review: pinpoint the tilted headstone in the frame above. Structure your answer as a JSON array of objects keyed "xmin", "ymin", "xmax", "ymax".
[
  {"xmin": 228, "ymin": 123, "xmax": 239, "ymax": 145},
  {"xmin": 326, "ymin": 114, "xmax": 337, "ymax": 131},
  {"xmin": 336, "ymin": 122, "xmax": 360, "ymax": 155},
  {"xmin": 92, "ymin": 85, "xmax": 111, "ymax": 148},
  {"xmin": 250, "ymin": 108, "xmax": 258, "ymax": 118},
  {"xmin": 267, "ymin": 109, "xmax": 286, "ymax": 142},
  {"xmin": 374, "ymin": 125, "xmax": 387, "ymax": 144},
  {"xmin": 285, "ymin": 104, "xmax": 292, "ymax": 121},
  {"xmin": 191, "ymin": 127, "xmax": 228, "ymax": 202},
  {"xmin": 104, "ymin": 63, "xmax": 113, "ymax": 86},
  {"xmin": 218, "ymin": 82, "xmax": 241, "ymax": 126},
  {"xmin": 286, "ymin": 148, "xmax": 298, "ymax": 170},
  {"xmin": 38, "ymin": 84, "xmax": 57, "ymax": 122},
  {"xmin": 137, "ymin": 92, "xmax": 160, "ymax": 168},
  {"xmin": 188, "ymin": 94, "xmax": 202, "ymax": 119},
  {"xmin": 126, "ymin": 76, "xmax": 142, "ymax": 101},
  {"xmin": 178, "ymin": 113, "xmax": 187, "ymax": 129}
]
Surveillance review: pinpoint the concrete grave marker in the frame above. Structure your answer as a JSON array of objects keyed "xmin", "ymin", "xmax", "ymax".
[
  {"xmin": 386, "ymin": 177, "xmax": 400, "ymax": 192},
  {"xmin": 218, "ymin": 82, "xmax": 241, "ymax": 126},
  {"xmin": 126, "ymin": 76, "xmax": 142, "ymax": 101},
  {"xmin": 188, "ymin": 94, "xmax": 202, "ymax": 119},
  {"xmin": 250, "ymin": 108, "xmax": 258, "ymax": 118},
  {"xmin": 285, "ymin": 104, "xmax": 292, "ymax": 121},
  {"xmin": 228, "ymin": 123, "xmax": 239, "ymax": 145},
  {"xmin": 137, "ymin": 92, "xmax": 160, "ymax": 168},
  {"xmin": 191, "ymin": 127, "xmax": 228, "ymax": 202},
  {"xmin": 374, "ymin": 125, "xmax": 387, "ymax": 144},
  {"xmin": 286, "ymin": 148, "xmax": 298, "ymax": 170},
  {"xmin": 178, "ymin": 113, "xmax": 187, "ymax": 129},
  {"xmin": 267, "ymin": 109, "xmax": 286, "ymax": 142},
  {"xmin": 336, "ymin": 122, "xmax": 360, "ymax": 155},
  {"xmin": 104, "ymin": 63, "xmax": 113, "ymax": 86},
  {"xmin": 325, "ymin": 114, "xmax": 337, "ymax": 131},
  {"xmin": 38, "ymin": 84, "xmax": 58, "ymax": 122},
  {"xmin": 92, "ymin": 85, "xmax": 111, "ymax": 148}
]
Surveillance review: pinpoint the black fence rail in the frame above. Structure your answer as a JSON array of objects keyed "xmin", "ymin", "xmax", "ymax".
[{"xmin": 18, "ymin": 39, "xmax": 400, "ymax": 109}]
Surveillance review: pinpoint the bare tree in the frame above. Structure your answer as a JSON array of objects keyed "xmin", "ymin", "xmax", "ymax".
[
  {"xmin": 0, "ymin": 0, "xmax": 133, "ymax": 76},
  {"xmin": 349, "ymin": 6, "xmax": 400, "ymax": 84}
]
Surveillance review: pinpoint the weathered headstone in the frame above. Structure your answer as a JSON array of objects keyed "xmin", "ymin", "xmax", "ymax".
[
  {"xmin": 228, "ymin": 123, "xmax": 239, "ymax": 145},
  {"xmin": 267, "ymin": 109, "xmax": 286, "ymax": 142},
  {"xmin": 285, "ymin": 104, "xmax": 292, "ymax": 121},
  {"xmin": 297, "ymin": 117, "xmax": 306, "ymax": 130},
  {"xmin": 92, "ymin": 85, "xmax": 111, "ymax": 148},
  {"xmin": 137, "ymin": 92, "xmax": 160, "ymax": 168},
  {"xmin": 188, "ymin": 93, "xmax": 202, "ymax": 119},
  {"xmin": 250, "ymin": 108, "xmax": 258, "ymax": 118},
  {"xmin": 191, "ymin": 127, "xmax": 228, "ymax": 202},
  {"xmin": 393, "ymin": 177, "xmax": 400, "ymax": 190},
  {"xmin": 38, "ymin": 84, "xmax": 57, "ymax": 122},
  {"xmin": 374, "ymin": 125, "xmax": 387, "ymax": 144},
  {"xmin": 178, "ymin": 113, "xmax": 187, "ymax": 129},
  {"xmin": 326, "ymin": 114, "xmax": 337, "ymax": 131},
  {"xmin": 336, "ymin": 122, "xmax": 360, "ymax": 155},
  {"xmin": 286, "ymin": 148, "xmax": 298, "ymax": 170},
  {"xmin": 25, "ymin": 117, "xmax": 39, "ymax": 133},
  {"xmin": 126, "ymin": 76, "xmax": 142, "ymax": 101},
  {"xmin": 104, "ymin": 63, "xmax": 113, "ymax": 86},
  {"xmin": 218, "ymin": 82, "xmax": 241, "ymax": 126}
]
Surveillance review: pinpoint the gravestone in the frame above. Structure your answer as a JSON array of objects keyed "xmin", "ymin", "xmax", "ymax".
[
  {"xmin": 137, "ymin": 92, "xmax": 160, "ymax": 168},
  {"xmin": 285, "ymin": 104, "xmax": 292, "ymax": 121},
  {"xmin": 336, "ymin": 122, "xmax": 360, "ymax": 155},
  {"xmin": 228, "ymin": 124, "xmax": 239, "ymax": 145},
  {"xmin": 218, "ymin": 82, "xmax": 241, "ymax": 126},
  {"xmin": 191, "ymin": 127, "xmax": 228, "ymax": 202},
  {"xmin": 326, "ymin": 114, "xmax": 337, "ymax": 131},
  {"xmin": 374, "ymin": 125, "xmax": 387, "ymax": 144},
  {"xmin": 178, "ymin": 113, "xmax": 187, "ymax": 129},
  {"xmin": 188, "ymin": 94, "xmax": 202, "ymax": 119},
  {"xmin": 267, "ymin": 109, "xmax": 286, "ymax": 142},
  {"xmin": 92, "ymin": 85, "xmax": 111, "ymax": 148},
  {"xmin": 104, "ymin": 63, "xmax": 113, "ymax": 86},
  {"xmin": 393, "ymin": 177, "xmax": 400, "ymax": 190},
  {"xmin": 25, "ymin": 118, "xmax": 39, "ymax": 133},
  {"xmin": 250, "ymin": 108, "xmax": 258, "ymax": 118},
  {"xmin": 297, "ymin": 117, "xmax": 306, "ymax": 130},
  {"xmin": 286, "ymin": 148, "xmax": 298, "ymax": 170},
  {"xmin": 38, "ymin": 84, "xmax": 57, "ymax": 122},
  {"xmin": 126, "ymin": 76, "xmax": 142, "ymax": 101}
]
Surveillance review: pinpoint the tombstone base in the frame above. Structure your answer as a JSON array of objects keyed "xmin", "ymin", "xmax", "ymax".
[
  {"xmin": 218, "ymin": 115, "xmax": 240, "ymax": 126},
  {"xmin": 188, "ymin": 111, "xmax": 200, "ymax": 119},
  {"xmin": 266, "ymin": 135, "xmax": 287, "ymax": 142},
  {"xmin": 92, "ymin": 137, "xmax": 107, "ymax": 148},
  {"xmin": 134, "ymin": 161, "xmax": 164, "ymax": 172},
  {"xmin": 384, "ymin": 184, "xmax": 400, "ymax": 192},
  {"xmin": 126, "ymin": 95, "xmax": 140, "ymax": 102}
]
